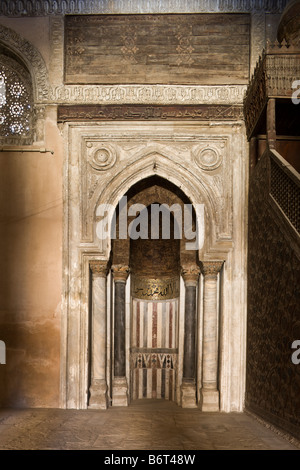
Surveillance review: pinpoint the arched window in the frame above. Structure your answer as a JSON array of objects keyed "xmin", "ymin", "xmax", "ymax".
[{"xmin": 0, "ymin": 51, "xmax": 34, "ymax": 144}]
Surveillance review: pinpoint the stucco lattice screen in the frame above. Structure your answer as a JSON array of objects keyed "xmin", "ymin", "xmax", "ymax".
[{"xmin": 0, "ymin": 54, "xmax": 34, "ymax": 144}]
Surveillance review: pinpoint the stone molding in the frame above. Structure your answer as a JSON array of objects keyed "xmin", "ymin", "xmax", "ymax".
[
  {"xmin": 89, "ymin": 379, "xmax": 108, "ymax": 410},
  {"xmin": 200, "ymin": 261, "xmax": 224, "ymax": 278},
  {"xmin": 0, "ymin": 0, "xmax": 287, "ymax": 16},
  {"xmin": 112, "ymin": 264, "xmax": 130, "ymax": 283},
  {"xmin": 90, "ymin": 260, "xmax": 108, "ymax": 277}
]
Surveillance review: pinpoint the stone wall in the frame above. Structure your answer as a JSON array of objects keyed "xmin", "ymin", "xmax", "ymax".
[
  {"xmin": 0, "ymin": 108, "xmax": 63, "ymax": 407},
  {"xmin": 246, "ymin": 150, "xmax": 300, "ymax": 440},
  {"xmin": 0, "ymin": 18, "xmax": 63, "ymax": 407}
]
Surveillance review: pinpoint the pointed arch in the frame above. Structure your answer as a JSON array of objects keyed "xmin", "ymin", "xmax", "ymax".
[
  {"xmin": 91, "ymin": 151, "xmax": 218, "ymax": 258},
  {"xmin": 0, "ymin": 23, "xmax": 49, "ymax": 102}
]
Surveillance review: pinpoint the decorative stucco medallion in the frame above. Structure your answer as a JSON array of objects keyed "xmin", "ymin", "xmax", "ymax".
[
  {"xmin": 88, "ymin": 143, "xmax": 117, "ymax": 171},
  {"xmin": 194, "ymin": 146, "xmax": 222, "ymax": 171}
]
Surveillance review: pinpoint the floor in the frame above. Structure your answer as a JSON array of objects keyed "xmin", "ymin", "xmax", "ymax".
[{"xmin": 0, "ymin": 400, "xmax": 298, "ymax": 451}]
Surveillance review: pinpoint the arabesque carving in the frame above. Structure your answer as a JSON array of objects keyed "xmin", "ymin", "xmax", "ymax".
[{"xmin": 0, "ymin": 0, "xmax": 288, "ymax": 16}]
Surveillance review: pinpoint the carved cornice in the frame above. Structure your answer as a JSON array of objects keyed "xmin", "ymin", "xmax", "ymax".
[
  {"xmin": 0, "ymin": 0, "xmax": 288, "ymax": 16},
  {"xmin": 200, "ymin": 261, "xmax": 224, "ymax": 278},
  {"xmin": 181, "ymin": 265, "xmax": 200, "ymax": 286},
  {"xmin": 52, "ymin": 85, "xmax": 247, "ymax": 106},
  {"xmin": 90, "ymin": 260, "xmax": 108, "ymax": 277},
  {"xmin": 112, "ymin": 264, "xmax": 130, "ymax": 283},
  {"xmin": 57, "ymin": 104, "xmax": 244, "ymax": 122}
]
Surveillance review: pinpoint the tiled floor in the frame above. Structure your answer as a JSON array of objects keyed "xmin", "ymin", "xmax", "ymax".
[{"xmin": 0, "ymin": 400, "xmax": 298, "ymax": 450}]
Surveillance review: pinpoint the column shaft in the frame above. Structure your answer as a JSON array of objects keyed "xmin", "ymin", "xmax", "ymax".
[
  {"xmin": 200, "ymin": 261, "xmax": 223, "ymax": 412},
  {"xmin": 183, "ymin": 285, "xmax": 197, "ymax": 379},
  {"xmin": 89, "ymin": 260, "xmax": 108, "ymax": 409},
  {"xmin": 112, "ymin": 264, "xmax": 129, "ymax": 407},
  {"xmin": 202, "ymin": 275, "xmax": 218, "ymax": 388},
  {"xmin": 180, "ymin": 265, "xmax": 200, "ymax": 408},
  {"xmin": 114, "ymin": 280, "xmax": 126, "ymax": 377},
  {"xmin": 92, "ymin": 275, "xmax": 107, "ymax": 380}
]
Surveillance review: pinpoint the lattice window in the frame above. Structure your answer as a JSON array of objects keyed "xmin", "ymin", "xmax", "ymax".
[
  {"xmin": 0, "ymin": 53, "xmax": 33, "ymax": 144},
  {"xmin": 270, "ymin": 158, "xmax": 300, "ymax": 234}
]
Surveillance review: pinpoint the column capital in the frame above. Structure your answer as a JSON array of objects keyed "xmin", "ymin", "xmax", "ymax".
[
  {"xmin": 112, "ymin": 264, "xmax": 130, "ymax": 283},
  {"xmin": 181, "ymin": 264, "xmax": 200, "ymax": 286},
  {"xmin": 90, "ymin": 260, "xmax": 109, "ymax": 277},
  {"xmin": 200, "ymin": 261, "xmax": 224, "ymax": 279}
]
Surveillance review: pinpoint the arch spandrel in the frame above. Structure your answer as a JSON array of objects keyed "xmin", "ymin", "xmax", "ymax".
[{"xmin": 87, "ymin": 151, "xmax": 221, "ymax": 260}]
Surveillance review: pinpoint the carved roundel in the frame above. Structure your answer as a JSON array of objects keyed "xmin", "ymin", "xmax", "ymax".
[
  {"xmin": 194, "ymin": 146, "xmax": 222, "ymax": 171},
  {"xmin": 88, "ymin": 143, "xmax": 117, "ymax": 171}
]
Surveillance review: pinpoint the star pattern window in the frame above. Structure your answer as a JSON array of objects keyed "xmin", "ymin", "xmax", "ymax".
[{"xmin": 0, "ymin": 53, "xmax": 34, "ymax": 144}]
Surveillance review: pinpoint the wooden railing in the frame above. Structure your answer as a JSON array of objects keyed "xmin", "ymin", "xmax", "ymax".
[
  {"xmin": 244, "ymin": 41, "xmax": 300, "ymax": 140},
  {"xmin": 269, "ymin": 149, "xmax": 300, "ymax": 235}
]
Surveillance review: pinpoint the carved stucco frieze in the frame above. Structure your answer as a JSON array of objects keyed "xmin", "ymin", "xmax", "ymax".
[
  {"xmin": 0, "ymin": 0, "xmax": 288, "ymax": 16},
  {"xmin": 51, "ymin": 85, "xmax": 247, "ymax": 106}
]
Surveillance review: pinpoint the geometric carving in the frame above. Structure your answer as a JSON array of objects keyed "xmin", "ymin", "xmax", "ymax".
[
  {"xmin": 0, "ymin": 24, "xmax": 49, "ymax": 102},
  {"xmin": 64, "ymin": 14, "xmax": 250, "ymax": 85},
  {"xmin": 87, "ymin": 142, "xmax": 117, "ymax": 171},
  {"xmin": 246, "ymin": 149, "xmax": 300, "ymax": 441},
  {"xmin": 194, "ymin": 146, "xmax": 222, "ymax": 171},
  {"xmin": 0, "ymin": 54, "xmax": 34, "ymax": 144}
]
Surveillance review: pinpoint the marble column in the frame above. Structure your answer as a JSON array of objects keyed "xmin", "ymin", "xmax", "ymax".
[
  {"xmin": 112, "ymin": 264, "xmax": 130, "ymax": 407},
  {"xmin": 180, "ymin": 265, "xmax": 200, "ymax": 408},
  {"xmin": 200, "ymin": 261, "xmax": 223, "ymax": 412},
  {"xmin": 89, "ymin": 260, "xmax": 109, "ymax": 409},
  {"xmin": 267, "ymin": 98, "xmax": 276, "ymax": 150}
]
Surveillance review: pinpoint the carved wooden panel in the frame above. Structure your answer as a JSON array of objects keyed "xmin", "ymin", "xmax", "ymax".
[
  {"xmin": 64, "ymin": 14, "xmax": 250, "ymax": 85},
  {"xmin": 246, "ymin": 151, "xmax": 300, "ymax": 440}
]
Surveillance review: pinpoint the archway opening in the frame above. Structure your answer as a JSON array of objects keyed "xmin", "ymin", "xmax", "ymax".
[{"xmin": 111, "ymin": 175, "xmax": 198, "ymax": 403}]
